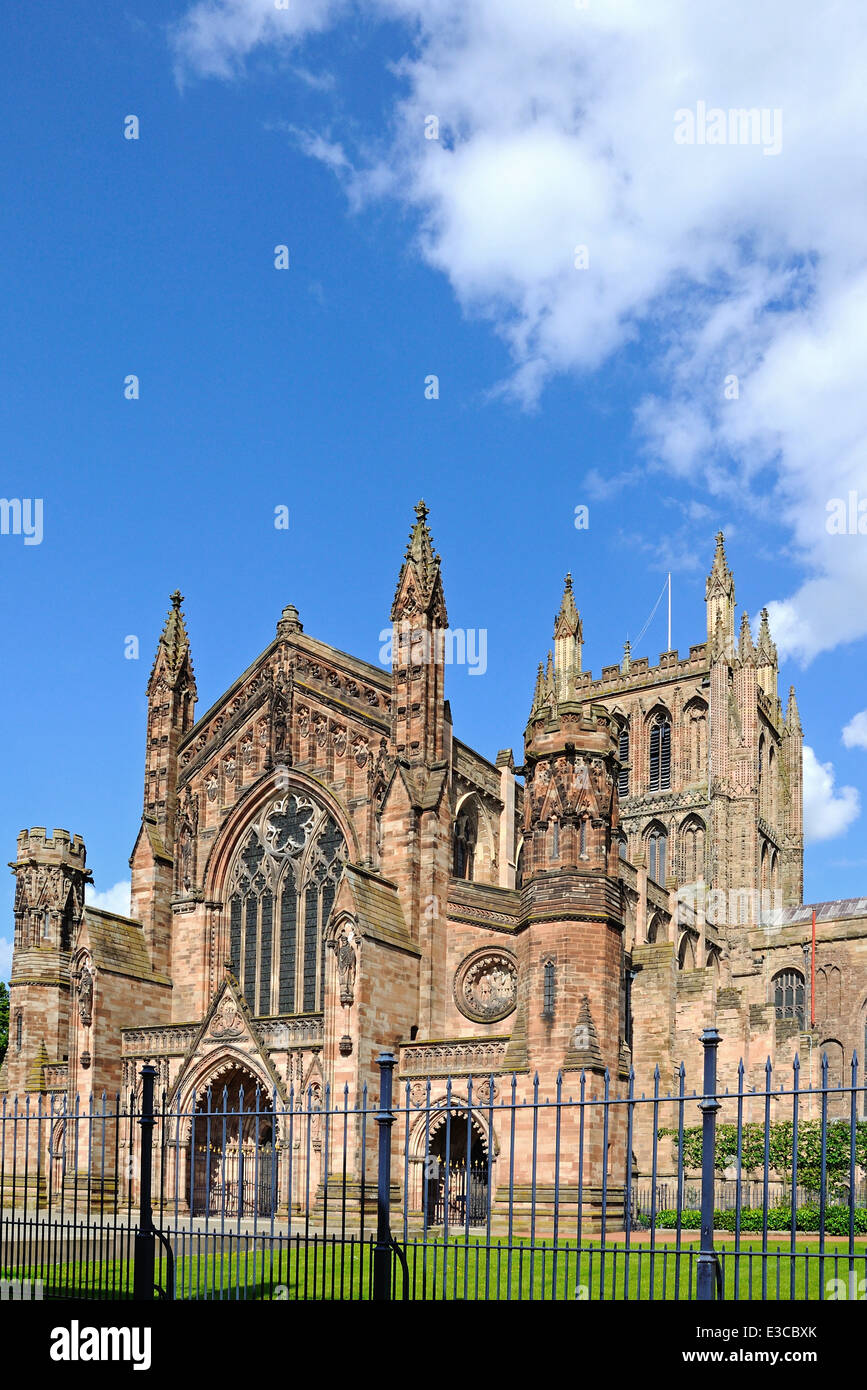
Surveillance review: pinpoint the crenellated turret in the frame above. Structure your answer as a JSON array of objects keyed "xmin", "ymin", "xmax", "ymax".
[{"xmin": 6, "ymin": 828, "xmax": 91, "ymax": 1094}]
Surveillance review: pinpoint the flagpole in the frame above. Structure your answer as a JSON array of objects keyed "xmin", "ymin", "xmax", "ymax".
[{"xmin": 667, "ymin": 572, "xmax": 672, "ymax": 651}]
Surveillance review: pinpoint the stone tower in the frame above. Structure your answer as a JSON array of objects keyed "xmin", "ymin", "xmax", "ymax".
[
  {"xmin": 6, "ymin": 828, "xmax": 91, "ymax": 1094},
  {"xmin": 130, "ymin": 591, "xmax": 197, "ymax": 981},
  {"xmin": 509, "ymin": 576, "xmax": 626, "ymax": 1084}
]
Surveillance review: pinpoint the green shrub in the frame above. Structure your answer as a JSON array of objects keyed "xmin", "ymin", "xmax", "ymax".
[{"xmin": 653, "ymin": 1205, "xmax": 867, "ymax": 1233}]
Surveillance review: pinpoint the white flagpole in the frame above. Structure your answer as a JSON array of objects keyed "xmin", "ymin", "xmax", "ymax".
[{"xmin": 667, "ymin": 572, "xmax": 672, "ymax": 651}]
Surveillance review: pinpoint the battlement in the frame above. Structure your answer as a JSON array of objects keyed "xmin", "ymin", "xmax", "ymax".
[{"xmin": 16, "ymin": 827, "xmax": 87, "ymax": 865}]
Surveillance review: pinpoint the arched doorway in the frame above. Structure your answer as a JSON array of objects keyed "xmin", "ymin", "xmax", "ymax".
[
  {"xmin": 187, "ymin": 1063, "xmax": 278, "ymax": 1217},
  {"xmin": 413, "ymin": 1103, "xmax": 492, "ymax": 1228}
]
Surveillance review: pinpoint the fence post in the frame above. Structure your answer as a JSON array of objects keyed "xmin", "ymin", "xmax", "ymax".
[
  {"xmin": 373, "ymin": 1051, "xmax": 396, "ymax": 1302},
  {"xmin": 696, "ymin": 1028, "xmax": 721, "ymax": 1300},
  {"xmin": 133, "ymin": 1064, "xmax": 157, "ymax": 1302}
]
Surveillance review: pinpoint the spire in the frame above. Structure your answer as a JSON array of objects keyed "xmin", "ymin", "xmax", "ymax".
[
  {"xmin": 738, "ymin": 610, "xmax": 755, "ymax": 663},
  {"xmin": 552, "ymin": 573, "xmax": 583, "ymax": 699},
  {"xmin": 757, "ymin": 608, "xmax": 777, "ymax": 664},
  {"xmin": 553, "ymin": 573, "xmax": 581, "ymax": 639},
  {"xmin": 390, "ymin": 500, "xmax": 446, "ymax": 621},
  {"xmin": 706, "ymin": 531, "xmax": 735, "ymax": 658},
  {"xmin": 709, "ymin": 530, "xmax": 728, "ymax": 579},
  {"xmin": 785, "ymin": 685, "xmax": 802, "ymax": 735},
  {"xmin": 149, "ymin": 590, "xmax": 194, "ymax": 689}
]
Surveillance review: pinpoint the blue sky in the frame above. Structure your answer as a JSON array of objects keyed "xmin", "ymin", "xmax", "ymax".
[{"xmin": 2, "ymin": 2, "xmax": 866, "ymax": 980}]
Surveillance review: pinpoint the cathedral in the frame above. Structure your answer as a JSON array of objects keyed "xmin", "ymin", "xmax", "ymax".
[{"xmin": 3, "ymin": 502, "xmax": 866, "ymax": 1210}]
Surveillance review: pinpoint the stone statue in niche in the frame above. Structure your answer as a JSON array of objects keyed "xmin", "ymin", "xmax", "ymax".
[
  {"xmin": 336, "ymin": 926, "xmax": 357, "ymax": 1006},
  {"xmin": 78, "ymin": 966, "xmax": 94, "ymax": 1028}
]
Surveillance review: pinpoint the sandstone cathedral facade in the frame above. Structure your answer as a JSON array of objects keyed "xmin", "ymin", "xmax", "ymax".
[{"xmin": 3, "ymin": 503, "xmax": 866, "ymax": 1211}]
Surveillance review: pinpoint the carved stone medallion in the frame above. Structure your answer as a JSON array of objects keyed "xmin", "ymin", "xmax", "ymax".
[{"xmin": 454, "ymin": 949, "xmax": 518, "ymax": 1024}]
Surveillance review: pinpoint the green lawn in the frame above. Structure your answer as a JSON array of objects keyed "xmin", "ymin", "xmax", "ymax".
[{"xmin": 4, "ymin": 1233, "xmax": 867, "ymax": 1300}]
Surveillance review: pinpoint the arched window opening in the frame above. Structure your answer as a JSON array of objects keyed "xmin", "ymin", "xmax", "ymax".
[
  {"xmin": 550, "ymin": 820, "xmax": 560, "ymax": 861},
  {"xmin": 542, "ymin": 959, "xmax": 556, "ymax": 1020},
  {"xmin": 647, "ymin": 826, "xmax": 667, "ymax": 885},
  {"xmin": 227, "ymin": 793, "xmax": 346, "ymax": 1017},
  {"xmin": 685, "ymin": 700, "xmax": 708, "ymax": 782},
  {"xmin": 618, "ymin": 722, "xmax": 630, "ymax": 798},
  {"xmin": 772, "ymin": 969, "xmax": 805, "ymax": 1027},
  {"xmin": 618, "ymin": 834, "xmax": 628, "ymax": 861},
  {"xmin": 15, "ymin": 1012, "xmax": 22, "ymax": 1051},
  {"xmin": 579, "ymin": 818, "xmax": 587, "ymax": 857},
  {"xmin": 649, "ymin": 716, "xmax": 671, "ymax": 792},
  {"xmin": 679, "ymin": 816, "xmax": 706, "ymax": 886},
  {"xmin": 678, "ymin": 933, "xmax": 696, "ymax": 970},
  {"xmin": 820, "ymin": 1039, "xmax": 845, "ymax": 1093}
]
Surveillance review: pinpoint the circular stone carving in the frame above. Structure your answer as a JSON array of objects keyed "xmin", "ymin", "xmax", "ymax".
[{"xmin": 454, "ymin": 949, "xmax": 518, "ymax": 1024}]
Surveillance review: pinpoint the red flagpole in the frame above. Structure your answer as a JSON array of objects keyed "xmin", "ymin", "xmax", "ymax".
[{"xmin": 811, "ymin": 908, "xmax": 817, "ymax": 1027}]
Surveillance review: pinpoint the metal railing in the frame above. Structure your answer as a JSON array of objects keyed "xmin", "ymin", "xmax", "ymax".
[{"xmin": 0, "ymin": 1034, "xmax": 864, "ymax": 1302}]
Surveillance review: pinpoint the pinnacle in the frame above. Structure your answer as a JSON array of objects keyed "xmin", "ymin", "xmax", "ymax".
[
  {"xmin": 391, "ymin": 500, "xmax": 444, "ymax": 620},
  {"xmin": 554, "ymin": 572, "xmax": 581, "ymax": 639},
  {"xmin": 149, "ymin": 590, "xmax": 194, "ymax": 687}
]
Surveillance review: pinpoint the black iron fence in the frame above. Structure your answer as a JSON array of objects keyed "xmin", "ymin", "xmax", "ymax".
[{"xmin": 1, "ymin": 1033, "xmax": 865, "ymax": 1302}]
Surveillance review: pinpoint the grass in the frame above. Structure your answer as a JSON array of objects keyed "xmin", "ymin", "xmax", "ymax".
[{"xmin": 4, "ymin": 1231, "xmax": 867, "ymax": 1300}]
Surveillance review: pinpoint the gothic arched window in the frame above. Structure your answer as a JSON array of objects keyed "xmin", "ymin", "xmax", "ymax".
[
  {"xmin": 684, "ymin": 699, "xmax": 707, "ymax": 782},
  {"xmin": 680, "ymin": 816, "xmax": 706, "ymax": 886},
  {"xmin": 647, "ymin": 825, "xmax": 667, "ymax": 885},
  {"xmin": 617, "ymin": 722, "xmax": 630, "ymax": 798},
  {"xmin": 772, "ymin": 969, "xmax": 805, "ymax": 1027},
  {"xmin": 649, "ymin": 716, "xmax": 671, "ymax": 792},
  {"xmin": 227, "ymin": 793, "xmax": 347, "ymax": 1017}
]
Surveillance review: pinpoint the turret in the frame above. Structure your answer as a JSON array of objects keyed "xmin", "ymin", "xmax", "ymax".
[
  {"xmin": 389, "ymin": 501, "xmax": 447, "ymax": 767},
  {"xmin": 142, "ymin": 591, "xmax": 197, "ymax": 847},
  {"xmin": 5, "ymin": 828, "xmax": 91, "ymax": 1094},
  {"xmin": 130, "ymin": 592, "xmax": 196, "ymax": 978}
]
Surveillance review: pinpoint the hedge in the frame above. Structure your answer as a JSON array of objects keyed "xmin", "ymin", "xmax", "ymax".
[{"xmin": 654, "ymin": 1205, "xmax": 867, "ymax": 1234}]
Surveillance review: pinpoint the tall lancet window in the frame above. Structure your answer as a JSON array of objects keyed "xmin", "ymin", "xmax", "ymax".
[
  {"xmin": 649, "ymin": 716, "xmax": 671, "ymax": 792},
  {"xmin": 618, "ymin": 722, "xmax": 630, "ymax": 797},
  {"xmin": 227, "ymin": 793, "xmax": 347, "ymax": 1016},
  {"xmin": 647, "ymin": 825, "xmax": 667, "ymax": 885}
]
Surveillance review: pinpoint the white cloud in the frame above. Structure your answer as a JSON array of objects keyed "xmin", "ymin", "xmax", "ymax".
[
  {"xmin": 803, "ymin": 746, "xmax": 860, "ymax": 843},
  {"xmin": 843, "ymin": 710, "xmax": 867, "ymax": 751},
  {"xmin": 0, "ymin": 937, "xmax": 11, "ymax": 984},
  {"xmin": 171, "ymin": 0, "xmax": 867, "ymax": 660},
  {"xmin": 86, "ymin": 881, "xmax": 132, "ymax": 918}
]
